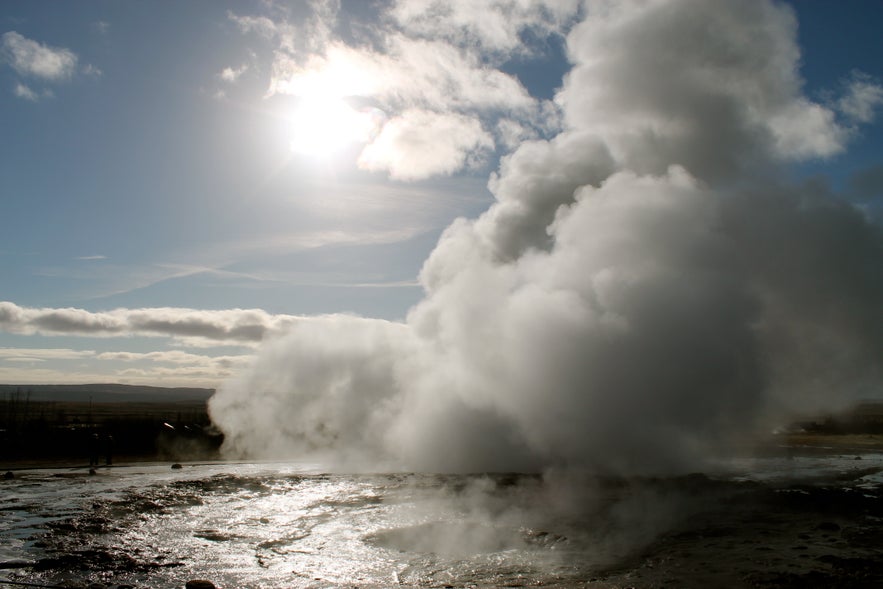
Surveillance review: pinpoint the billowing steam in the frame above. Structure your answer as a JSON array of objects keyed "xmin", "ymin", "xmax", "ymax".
[{"xmin": 209, "ymin": 0, "xmax": 883, "ymax": 474}]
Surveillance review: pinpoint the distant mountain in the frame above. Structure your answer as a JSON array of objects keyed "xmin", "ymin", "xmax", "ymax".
[{"xmin": 0, "ymin": 383, "xmax": 214, "ymax": 403}]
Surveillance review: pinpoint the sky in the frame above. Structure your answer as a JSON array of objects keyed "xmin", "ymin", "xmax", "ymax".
[{"xmin": 1, "ymin": 0, "xmax": 882, "ymax": 405}]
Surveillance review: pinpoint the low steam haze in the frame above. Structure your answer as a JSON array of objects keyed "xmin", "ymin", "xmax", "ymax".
[{"xmin": 209, "ymin": 0, "xmax": 883, "ymax": 474}]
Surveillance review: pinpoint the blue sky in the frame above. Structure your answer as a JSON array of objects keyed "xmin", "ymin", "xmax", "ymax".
[{"xmin": 1, "ymin": 0, "xmax": 882, "ymax": 389}]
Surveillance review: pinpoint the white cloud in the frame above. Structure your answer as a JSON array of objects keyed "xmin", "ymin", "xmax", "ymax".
[
  {"xmin": 96, "ymin": 349, "xmax": 252, "ymax": 369},
  {"xmin": 81, "ymin": 63, "xmax": 102, "ymax": 77},
  {"xmin": 247, "ymin": 5, "xmax": 544, "ymax": 181},
  {"xmin": 228, "ymin": 12, "xmax": 281, "ymax": 40},
  {"xmin": 230, "ymin": 1, "xmax": 554, "ymax": 181},
  {"xmin": 268, "ymin": 37, "xmax": 536, "ymax": 113},
  {"xmin": 116, "ymin": 364, "xmax": 236, "ymax": 383},
  {"xmin": 496, "ymin": 118, "xmax": 537, "ymax": 150},
  {"xmin": 0, "ymin": 347, "xmax": 96, "ymax": 361},
  {"xmin": 219, "ymin": 64, "xmax": 248, "ymax": 83},
  {"xmin": 390, "ymin": 0, "xmax": 580, "ymax": 56},
  {"xmin": 2, "ymin": 31, "xmax": 100, "ymax": 99},
  {"xmin": 0, "ymin": 366, "xmax": 104, "ymax": 385},
  {"xmin": 0, "ymin": 345, "xmax": 253, "ymax": 387},
  {"xmin": 1, "ymin": 31, "xmax": 78, "ymax": 80},
  {"xmin": 358, "ymin": 110, "xmax": 494, "ymax": 180},
  {"xmin": 0, "ymin": 364, "xmax": 222, "ymax": 388},
  {"xmin": 228, "ymin": 6, "xmax": 332, "ymax": 54},
  {"xmin": 13, "ymin": 82, "xmax": 39, "ymax": 101},
  {"xmin": 838, "ymin": 71, "xmax": 883, "ymax": 124},
  {"xmin": 0, "ymin": 301, "xmax": 303, "ymax": 345}
]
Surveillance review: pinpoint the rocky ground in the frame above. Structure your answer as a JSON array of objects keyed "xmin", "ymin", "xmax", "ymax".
[
  {"xmin": 584, "ymin": 437, "xmax": 883, "ymax": 589},
  {"xmin": 591, "ymin": 483, "xmax": 881, "ymax": 587},
  {"xmin": 2, "ymin": 435, "xmax": 882, "ymax": 589}
]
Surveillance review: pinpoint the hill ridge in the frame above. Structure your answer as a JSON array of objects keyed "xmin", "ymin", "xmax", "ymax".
[{"xmin": 0, "ymin": 383, "xmax": 214, "ymax": 403}]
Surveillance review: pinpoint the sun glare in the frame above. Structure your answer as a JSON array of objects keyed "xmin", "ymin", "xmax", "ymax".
[
  {"xmin": 287, "ymin": 96, "xmax": 379, "ymax": 159},
  {"xmin": 278, "ymin": 49, "xmax": 384, "ymax": 161}
]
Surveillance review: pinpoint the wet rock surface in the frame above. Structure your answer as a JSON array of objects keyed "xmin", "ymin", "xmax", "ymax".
[
  {"xmin": 595, "ymin": 469, "xmax": 883, "ymax": 588},
  {"xmin": 0, "ymin": 459, "xmax": 881, "ymax": 588}
]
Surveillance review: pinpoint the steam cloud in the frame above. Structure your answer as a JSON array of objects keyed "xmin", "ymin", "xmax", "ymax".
[{"xmin": 210, "ymin": 0, "xmax": 883, "ymax": 473}]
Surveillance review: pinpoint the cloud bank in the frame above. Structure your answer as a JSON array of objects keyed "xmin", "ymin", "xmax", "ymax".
[
  {"xmin": 209, "ymin": 0, "xmax": 883, "ymax": 474},
  {"xmin": 0, "ymin": 345, "xmax": 251, "ymax": 388},
  {"xmin": 0, "ymin": 302, "xmax": 301, "ymax": 346}
]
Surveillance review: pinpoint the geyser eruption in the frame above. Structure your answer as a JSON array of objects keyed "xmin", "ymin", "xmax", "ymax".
[{"xmin": 210, "ymin": 0, "xmax": 883, "ymax": 473}]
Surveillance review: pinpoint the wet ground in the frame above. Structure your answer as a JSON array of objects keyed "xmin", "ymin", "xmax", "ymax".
[
  {"xmin": 596, "ymin": 467, "xmax": 883, "ymax": 588},
  {"xmin": 1, "ymin": 442, "xmax": 882, "ymax": 588}
]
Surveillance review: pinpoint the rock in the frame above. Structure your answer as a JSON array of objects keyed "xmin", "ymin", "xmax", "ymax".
[
  {"xmin": 3, "ymin": 471, "xmax": 13, "ymax": 480},
  {"xmin": 171, "ymin": 463, "xmax": 183, "ymax": 470},
  {"xmin": 186, "ymin": 580, "xmax": 216, "ymax": 589},
  {"xmin": 817, "ymin": 521, "xmax": 841, "ymax": 532}
]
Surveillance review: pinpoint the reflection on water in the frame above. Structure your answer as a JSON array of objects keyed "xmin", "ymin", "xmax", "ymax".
[
  {"xmin": 0, "ymin": 465, "xmax": 595, "ymax": 588},
  {"xmin": 1, "ymin": 456, "xmax": 881, "ymax": 588}
]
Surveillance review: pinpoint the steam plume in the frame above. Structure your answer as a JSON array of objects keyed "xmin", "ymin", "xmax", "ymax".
[{"xmin": 210, "ymin": 0, "xmax": 883, "ymax": 473}]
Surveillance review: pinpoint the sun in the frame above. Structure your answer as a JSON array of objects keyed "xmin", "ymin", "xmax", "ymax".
[
  {"xmin": 275, "ymin": 47, "xmax": 384, "ymax": 161},
  {"xmin": 287, "ymin": 95, "xmax": 379, "ymax": 159}
]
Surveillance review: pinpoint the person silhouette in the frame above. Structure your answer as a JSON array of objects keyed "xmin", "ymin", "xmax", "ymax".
[
  {"xmin": 105, "ymin": 434, "xmax": 114, "ymax": 466},
  {"xmin": 88, "ymin": 433, "xmax": 100, "ymax": 467}
]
